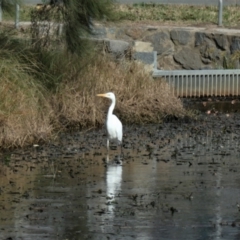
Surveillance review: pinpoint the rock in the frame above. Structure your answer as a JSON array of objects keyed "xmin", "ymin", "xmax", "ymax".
[
  {"xmin": 106, "ymin": 27, "xmax": 117, "ymax": 39},
  {"xmin": 158, "ymin": 55, "xmax": 182, "ymax": 70},
  {"xmin": 143, "ymin": 31, "xmax": 174, "ymax": 56},
  {"xmin": 200, "ymin": 38, "xmax": 216, "ymax": 60},
  {"xmin": 125, "ymin": 27, "xmax": 147, "ymax": 40},
  {"xmin": 195, "ymin": 32, "xmax": 206, "ymax": 46},
  {"xmin": 115, "ymin": 28, "xmax": 133, "ymax": 41},
  {"xmin": 201, "ymin": 57, "xmax": 212, "ymax": 64},
  {"xmin": 91, "ymin": 26, "xmax": 107, "ymax": 38},
  {"xmin": 105, "ymin": 39, "xmax": 131, "ymax": 58},
  {"xmin": 133, "ymin": 52, "xmax": 155, "ymax": 65},
  {"xmin": 133, "ymin": 41, "xmax": 153, "ymax": 52},
  {"xmin": 230, "ymin": 37, "xmax": 240, "ymax": 54},
  {"xmin": 174, "ymin": 47, "xmax": 203, "ymax": 70},
  {"xmin": 213, "ymin": 34, "xmax": 228, "ymax": 50},
  {"xmin": 170, "ymin": 29, "xmax": 192, "ymax": 45}
]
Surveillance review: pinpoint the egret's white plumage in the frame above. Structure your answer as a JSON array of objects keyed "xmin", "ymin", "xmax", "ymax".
[{"xmin": 97, "ymin": 92, "xmax": 123, "ymax": 152}]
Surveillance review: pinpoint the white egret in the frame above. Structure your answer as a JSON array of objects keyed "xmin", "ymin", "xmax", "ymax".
[{"xmin": 97, "ymin": 92, "xmax": 123, "ymax": 154}]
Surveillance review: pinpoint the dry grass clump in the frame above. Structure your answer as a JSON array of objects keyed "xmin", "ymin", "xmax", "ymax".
[
  {"xmin": 54, "ymin": 55, "xmax": 185, "ymax": 128},
  {"xmin": 0, "ymin": 53, "xmax": 53, "ymax": 148}
]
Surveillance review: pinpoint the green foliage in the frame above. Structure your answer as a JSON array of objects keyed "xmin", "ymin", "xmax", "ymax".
[
  {"xmin": 62, "ymin": 0, "xmax": 114, "ymax": 53},
  {"xmin": 0, "ymin": 31, "xmax": 97, "ymax": 92},
  {"xmin": 1, "ymin": 0, "xmax": 22, "ymax": 16},
  {"xmin": 0, "ymin": 33, "xmax": 57, "ymax": 91},
  {"xmin": 30, "ymin": 0, "xmax": 114, "ymax": 55}
]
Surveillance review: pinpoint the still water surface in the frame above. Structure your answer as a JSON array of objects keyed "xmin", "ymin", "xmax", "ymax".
[{"xmin": 1, "ymin": 115, "xmax": 240, "ymax": 240}]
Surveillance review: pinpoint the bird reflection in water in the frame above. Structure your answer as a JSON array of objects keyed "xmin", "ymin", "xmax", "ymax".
[{"xmin": 105, "ymin": 154, "xmax": 123, "ymax": 216}]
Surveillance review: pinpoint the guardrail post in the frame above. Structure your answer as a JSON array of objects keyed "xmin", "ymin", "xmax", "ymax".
[
  {"xmin": 15, "ymin": 2, "xmax": 19, "ymax": 29},
  {"xmin": 0, "ymin": 0, "xmax": 2, "ymax": 23},
  {"xmin": 218, "ymin": 0, "xmax": 223, "ymax": 26}
]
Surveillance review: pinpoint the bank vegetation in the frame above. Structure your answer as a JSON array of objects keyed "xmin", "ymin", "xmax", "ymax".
[
  {"xmin": 113, "ymin": 3, "xmax": 240, "ymax": 27},
  {"xmin": 0, "ymin": 1, "xmax": 192, "ymax": 148},
  {"xmin": 4, "ymin": 2, "xmax": 240, "ymax": 27}
]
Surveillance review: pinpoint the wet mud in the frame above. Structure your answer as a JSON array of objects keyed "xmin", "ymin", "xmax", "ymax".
[{"xmin": 1, "ymin": 104, "xmax": 240, "ymax": 240}]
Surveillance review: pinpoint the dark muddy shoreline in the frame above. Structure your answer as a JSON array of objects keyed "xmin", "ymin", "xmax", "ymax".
[{"xmin": 1, "ymin": 105, "xmax": 240, "ymax": 240}]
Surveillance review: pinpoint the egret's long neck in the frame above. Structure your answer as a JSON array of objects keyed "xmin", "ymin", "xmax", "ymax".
[{"xmin": 108, "ymin": 97, "xmax": 115, "ymax": 118}]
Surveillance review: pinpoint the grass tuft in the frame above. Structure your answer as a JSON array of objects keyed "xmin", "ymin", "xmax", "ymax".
[{"xmin": 111, "ymin": 4, "xmax": 240, "ymax": 27}]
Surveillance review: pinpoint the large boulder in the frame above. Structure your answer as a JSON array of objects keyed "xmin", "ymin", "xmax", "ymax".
[
  {"xmin": 199, "ymin": 38, "xmax": 220, "ymax": 61},
  {"xmin": 195, "ymin": 32, "xmax": 207, "ymax": 47},
  {"xmin": 230, "ymin": 37, "xmax": 240, "ymax": 54},
  {"xmin": 133, "ymin": 52, "xmax": 155, "ymax": 65},
  {"xmin": 105, "ymin": 39, "xmax": 131, "ymax": 59},
  {"xmin": 213, "ymin": 34, "xmax": 228, "ymax": 50},
  {"xmin": 143, "ymin": 31, "xmax": 174, "ymax": 56},
  {"xmin": 174, "ymin": 47, "xmax": 203, "ymax": 69},
  {"xmin": 125, "ymin": 27, "xmax": 147, "ymax": 40},
  {"xmin": 170, "ymin": 29, "xmax": 192, "ymax": 45}
]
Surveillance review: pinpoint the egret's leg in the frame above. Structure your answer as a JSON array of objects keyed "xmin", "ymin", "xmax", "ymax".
[
  {"xmin": 119, "ymin": 141, "xmax": 124, "ymax": 158},
  {"xmin": 107, "ymin": 139, "xmax": 109, "ymax": 152},
  {"xmin": 106, "ymin": 153, "xmax": 109, "ymax": 163},
  {"xmin": 121, "ymin": 144, "xmax": 124, "ymax": 158}
]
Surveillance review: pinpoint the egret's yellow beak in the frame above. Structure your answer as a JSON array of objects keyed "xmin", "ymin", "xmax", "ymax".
[{"xmin": 97, "ymin": 93, "xmax": 107, "ymax": 98}]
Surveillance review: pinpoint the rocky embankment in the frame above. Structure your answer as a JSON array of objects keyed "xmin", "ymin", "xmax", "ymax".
[{"xmin": 92, "ymin": 23, "xmax": 240, "ymax": 71}]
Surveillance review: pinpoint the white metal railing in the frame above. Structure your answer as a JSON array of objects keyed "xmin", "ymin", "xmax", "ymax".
[
  {"xmin": 153, "ymin": 69, "xmax": 240, "ymax": 97},
  {"xmin": 153, "ymin": 53, "xmax": 240, "ymax": 97}
]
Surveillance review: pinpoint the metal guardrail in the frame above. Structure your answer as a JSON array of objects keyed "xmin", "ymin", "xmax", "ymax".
[
  {"xmin": 153, "ymin": 69, "xmax": 240, "ymax": 97},
  {"xmin": 0, "ymin": 0, "xmax": 225, "ymax": 28},
  {"xmin": 15, "ymin": 3, "xmax": 20, "ymax": 29},
  {"xmin": 152, "ymin": 53, "xmax": 240, "ymax": 97},
  {"xmin": 0, "ymin": 0, "xmax": 224, "ymax": 31},
  {"xmin": 117, "ymin": 0, "xmax": 240, "ymax": 5}
]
